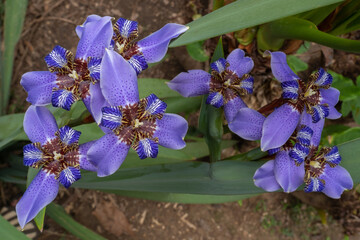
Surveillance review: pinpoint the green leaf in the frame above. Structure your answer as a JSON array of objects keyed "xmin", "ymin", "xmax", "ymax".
[
  {"xmin": 186, "ymin": 41, "xmax": 209, "ymax": 62},
  {"xmin": 287, "ymin": 55, "xmax": 309, "ymax": 73},
  {"xmin": 46, "ymin": 203, "xmax": 106, "ymax": 240},
  {"xmin": 0, "ymin": 215, "xmax": 30, "ymax": 240},
  {"xmin": 341, "ymin": 100, "xmax": 354, "ymax": 117},
  {"xmin": 164, "ymin": 96, "xmax": 202, "ymax": 113},
  {"xmin": 2, "ymin": 0, "xmax": 28, "ymax": 114},
  {"xmin": 320, "ymin": 124, "xmax": 351, "ymax": 145},
  {"xmin": 298, "ymin": 3, "xmax": 340, "ymax": 25},
  {"xmin": 170, "ymin": 0, "xmax": 343, "ymax": 47},
  {"xmin": 329, "ymin": 70, "xmax": 360, "ymax": 101},
  {"xmin": 329, "ymin": 10, "xmax": 360, "ymax": 36},
  {"xmin": 333, "ymin": 128, "xmax": 360, "ymax": 145},
  {"xmin": 338, "ymin": 138, "xmax": 360, "ymax": 185},
  {"xmin": 138, "ymin": 78, "xmax": 181, "ymax": 99}
]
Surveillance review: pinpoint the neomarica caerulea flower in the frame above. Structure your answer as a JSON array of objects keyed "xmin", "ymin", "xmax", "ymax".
[
  {"xmin": 76, "ymin": 16, "xmax": 189, "ymax": 75},
  {"xmin": 168, "ymin": 49, "xmax": 265, "ymax": 141},
  {"xmin": 16, "ymin": 106, "xmax": 96, "ymax": 229},
  {"xmin": 254, "ymin": 123, "xmax": 353, "ymax": 198},
  {"xmin": 87, "ymin": 49, "xmax": 188, "ymax": 177},
  {"xmin": 20, "ymin": 16, "xmax": 113, "ymax": 122},
  {"xmin": 261, "ymin": 51, "xmax": 341, "ymax": 151}
]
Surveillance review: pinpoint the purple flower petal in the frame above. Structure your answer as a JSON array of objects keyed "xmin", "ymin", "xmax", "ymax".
[
  {"xmin": 76, "ymin": 15, "xmax": 102, "ymax": 38},
  {"xmin": 20, "ymin": 71, "xmax": 57, "ymax": 105},
  {"xmin": 135, "ymin": 138, "xmax": 159, "ymax": 159},
  {"xmin": 296, "ymin": 126, "xmax": 313, "ymax": 146},
  {"xmin": 226, "ymin": 49, "xmax": 254, "ymax": 78},
  {"xmin": 311, "ymin": 104, "xmax": 329, "ymax": 123},
  {"xmin": 45, "ymin": 45, "xmax": 71, "ymax": 71},
  {"xmin": 228, "ymin": 108, "xmax": 265, "ymax": 141},
  {"xmin": 23, "ymin": 143, "xmax": 43, "ymax": 167},
  {"xmin": 89, "ymin": 82, "xmax": 110, "ymax": 124},
  {"xmin": 100, "ymin": 49, "xmax": 139, "ymax": 106},
  {"xmin": 224, "ymin": 97, "xmax": 246, "ymax": 123},
  {"xmin": 57, "ymin": 125, "xmax": 81, "ymax": 145},
  {"xmin": 168, "ymin": 70, "xmax": 211, "ymax": 97},
  {"xmin": 325, "ymin": 146, "xmax": 341, "ymax": 166},
  {"xmin": 327, "ymin": 106, "xmax": 342, "ymax": 119},
  {"xmin": 289, "ymin": 143, "xmax": 310, "ymax": 165},
  {"xmin": 299, "ymin": 112, "xmax": 324, "ymax": 147},
  {"xmin": 51, "ymin": 89, "xmax": 77, "ymax": 111},
  {"xmin": 87, "ymin": 133, "xmax": 130, "ymax": 177},
  {"xmin": 154, "ymin": 113, "xmax": 187, "ymax": 149},
  {"xmin": 314, "ymin": 68, "xmax": 332, "ymax": 87},
  {"xmin": 320, "ymin": 87, "xmax": 340, "ymax": 106},
  {"xmin": 100, "ymin": 106, "xmax": 123, "ymax": 130},
  {"xmin": 75, "ymin": 16, "xmax": 113, "ymax": 59},
  {"xmin": 210, "ymin": 58, "xmax": 227, "ymax": 74},
  {"xmin": 261, "ymin": 103, "xmax": 300, "ymax": 151},
  {"xmin": 265, "ymin": 51, "xmax": 299, "ymax": 83},
  {"xmin": 281, "ymin": 80, "xmax": 299, "ymax": 100},
  {"xmin": 322, "ymin": 165, "xmax": 353, "ymax": 199},
  {"xmin": 239, "ymin": 75, "xmax": 254, "ymax": 94},
  {"xmin": 274, "ymin": 150, "xmax": 304, "ymax": 193},
  {"xmin": 58, "ymin": 167, "xmax": 81, "ymax": 188},
  {"xmin": 23, "ymin": 106, "xmax": 58, "ymax": 145},
  {"xmin": 88, "ymin": 57, "xmax": 102, "ymax": 82},
  {"xmin": 128, "ymin": 55, "xmax": 148, "ymax": 75},
  {"xmin": 114, "ymin": 18, "xmax": 138, "ymax": 39},
  {"xmin": 79, "ymin": 141, "xmax": 97, "ymax": 172},
  {"xmin": 144, "ymin": 94, "xmax": 167, "ymax": 116},
  {"xmin": 206, "ymin": 92, "xmax": 224, "ymax": 108},
  {"xmin": 304, "ymin": 177, "xmax": 325, "ymax": 192},
  {"xmin": 253, "ymin": 160, "xmax": 281, "ymax": 192},
  {"xmin": 16, "ymin": 171, "xmax": 59, "ymax": 229},
  {"xmin": 137, "ymin": 23, "xmax": 188, "ymax": 63}
]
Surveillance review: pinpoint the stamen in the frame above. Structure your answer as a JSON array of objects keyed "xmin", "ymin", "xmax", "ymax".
[
  {"xmin": 310, "ymin": 161, "xmax": 321, "ymax": 168},
  {"xmin": 133, "ymin": 119, "xmax": 143, "ymax": 128}
]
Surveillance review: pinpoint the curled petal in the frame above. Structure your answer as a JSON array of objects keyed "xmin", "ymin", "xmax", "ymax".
[
  {"xmin": 311, "ymin": 104, "xmax": 329, "ymax": 123},
  {"xmin": 76, "ymin": 15, "xmax": 102, "ymax": 38},
  {"xmin": 154, "ymin": 113, "xmax": 188, "ymax": 149},
  {"xmin": 45, "ymin": 45, "xmax": 72, "ymax": 72},
  {"xmin": 138, "ymin": 23, "xmax": 188, "ymax": 63},
  {"xmin": 20, "ymin": 71, "xmax": 57, "ymax": 106},
  {"xmin": 89, "ymin": 83, "xmax": 110, "ymax": 124},
  {"xmin": 304, "ymin": 177, "xmax": 325, "ymax": 192},
  {"xmin": 224, "ymin": 97, "xmax": 246, "ymax": 123},
  {"xmin": 322, "ymin": 165, "xmax": 353, "ymax": 199},
  {"xmin": 135, "ymin": 138, "xmax": 159, "ymax": 159},
  {"xmin": 206, "ymin": 92, "xmax": 224, "ymax": 108},
  {"xmin": 228, "ymin": 108, "xmax": 265, "ymax": 141},
  {"xmin": 239, "ymin": 75, "xmax": 254, "ymax": 94},
  {"xmin": 261, "ymin": 103, "xmax": 300, "ymax": 151},
  {"xmin": 325, "ymin": 146, "xmax": 341, "ymax": 166},
  {"xmin": 57, "ymin": 126, "xmax": 81, "ymax": 146},
  {"xmin": 289, "ymin": 143, "xmax": 310, "ymax": 165},
  {"xmin": 51, "ymin": 89, "xmax": 77, "ymax": 111},
  {"xmin": 268, "ymin": 147, "xmax": 281, "ymax": 155},
  {"xmin": 58, "ymin": 167, "xmax": 81, "ymax": 188},
  {"xmin": 100, "ymin": 49, "xmax": 139, "ymax": 106},
  {"xmin": 100, "ymin": 106, "xmax": 123, "ymax": 130},
  {"xmin": 23, "ymin": 106, "xmax": 58, "ymax": 145},
  {"xmin": 76, "ymin": 16, "xmax": 113, "ymax": 59},
  {"xmin": 314, "ymin": 68, "xmax": 332, "ymax": 87},
  {"xmin": 16, "ymin": 171, "xmax": 59, "ymax": 229},
  {"xmin": 274, "ymin": 150, "xmax": 305, "ymax": 193},
  {"xmin": 281, "ymin": 80, "xmax": 299, "ymax": 100},
  {"xmin": 226, "ymin": 49, "xmax": 254, "ymax": 78},
  {"xmin": 253, "ymin": 160, "xmax": 281, "ymax": 192},
  {"xmin": 23, "ymin": 143, "xmax": 43, "ymax": 167},
  {"xmin": 320, "ymin": 87, "xmax": 340, "ymax": 106},
  {"xmin": 87, "ymin": 133, "xmax": 130, "ymax": 177},
  {"xmin": 114, "ymin": 18, "xmax": 138, "ymax": 40},
  {"xmin": 144, "ymin": 94, "xmax": 167, "ymax": 117},
  {"xmin": 264, "ymin": 51, "xmax": 299, "ymax": 83},
  {"xmin": 88, "ymin": 57, "xmax": 102, "ymax": 82},
  {"xmin": 299, "ymin": 112, "xmax": 324, "ymax": 147},
  {"xmin": 79, "ymin": 141, "xmax": 97, "ymax": 172},
  {"xmin": 128, "ymin": 55, "xmax": 148, "ymax": 75},
  {"xmin": 168, "ymin": 70, "xmax": 211, "ymax": 97},
  {"xmin": 296, "ymin": 126, "xmax": 313, "ymax": 146},
  {"xmin": 210, "ymin": 58, "xmax": 227, "ymax": 74}
]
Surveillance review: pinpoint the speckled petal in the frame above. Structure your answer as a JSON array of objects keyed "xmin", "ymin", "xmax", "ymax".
[
  {"xmin": 168, "ymin": 70, "xmax": 211, "ymax": 97},
  {"xmin": 87, "ymin": 133, "xmax": 130, "ymax": 177},
  {"xmin": 89, "ymin": 82, "xmax": 110, "ymax": 124},
  {"xmin": 76, "ymin": 16, "xmax": 113, "ymax": 59},
  {"xmin": 253, "ymin": 160, "xmax": 281, "ymax": 192},
  {"xmin": 265, "ymin": 51, "xmax": 299, "ymax": 83},
  {"xmin": 226, "ymin": 49, "xmax": 254, "ymax": 78},
  {"xmin": 274, "ymin": 150, "xmax": 305, "ymax": 193},
  {"xmin": 79, "ymin": 141, "xmax": 97, "ymax": 172},
  {"xmin": 20, "ymin": 71, "xmax": 57, "ymax": 105},
  {"xmin": 16, "ymin": 171, "xmax": 59, "ymax": 229},
  {"xmin": 154, "ymin": 113, "xmax": 188, "ymax": 149},
  {"xmin": 224, "ymin": 97, "xmax": 247, "ymax": 123},
  {"xmin": 228, "ymin": 108, "xmax": 265, "ymax": 141},
  {"xmin": 261, "ymin": 103, "xmax": 300, "ymax": 151},
  {"xmin": 299, "ymin": 112, "xmax": 324, "ymax": 147},
  {"xmin": 138, "ymin": 23, "xmax": 188, "ymax": 63},
  {"xmin": 23, "ymin": 106, "xmax": 58, "ymax": 145},
  {"xmin": 322, "ymin": 165, "xmax": 353, "ymax": 199},
  {"xmin": 100, "ymin": 49, "xmax": 139, "ymax": 106}
]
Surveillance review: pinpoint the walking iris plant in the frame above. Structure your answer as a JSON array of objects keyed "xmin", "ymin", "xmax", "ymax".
[{"xmin": 4, "ymin": 8, "xmax": 355, "ymax": 234}]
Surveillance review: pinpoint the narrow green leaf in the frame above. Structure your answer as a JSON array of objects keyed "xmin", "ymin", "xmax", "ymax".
[
  {"xmin": 186, "ymin": 41, "xmax": 209, "ymax": 62},
  {"xmin": 298, "ymin": 3, "xmax": 340, "ymax": 25},
  {"xmin": 331, "ymin": 0, "xmax": 360, "ymax": 30},
  {"xmin": 329, "ymin": 10, "xmax": 360, "ymax": 36},
  {"xmin": 0, "ymin": 215, "xmax": 30, "ymax": 240},
  {"xmin": 338, "ymin": 138, "xmax": 360, "ymax": 184},
  {"xmin": 170, "ymin": 0, "xmax": 343, "ymax": 47},
  {"xmin": 333, "ymin": 128, "xmax": 360, "ymax": 145},
  {"xmin": 164, "ymin": 96, "xmax": 202, "ymax": 113},
  {"xmin": 46, "ymin": 203, "xmax": 106, "ymax": 240},
  {"xmin": 2, "ymin": 0, "xmax": 28, "ymax": 114},
  {"xmin": 138, "ymin": 78, "xmax": 181, "ymax": 99}
]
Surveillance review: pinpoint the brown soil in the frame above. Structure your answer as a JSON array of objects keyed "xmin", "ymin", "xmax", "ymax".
[{"xmin": 3, "ymin": 0, "xmax": 360, "ymax": 239}]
